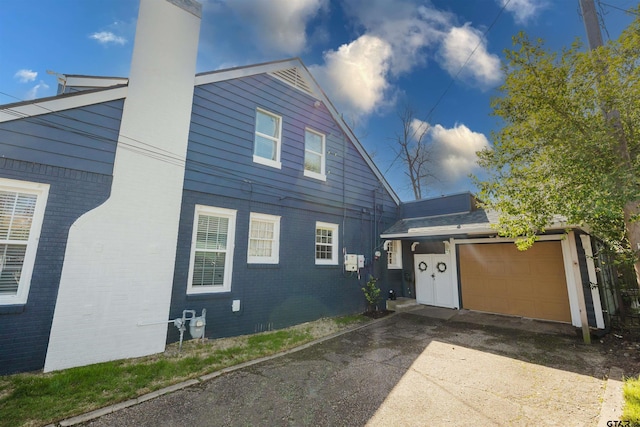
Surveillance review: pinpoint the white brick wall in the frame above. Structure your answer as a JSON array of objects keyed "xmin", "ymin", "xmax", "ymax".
[{"xmin": 44, "ymin": 0, "xmax": 202, "ymax": 371}]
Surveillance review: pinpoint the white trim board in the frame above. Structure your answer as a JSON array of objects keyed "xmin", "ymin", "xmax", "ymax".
[{"xmin": 0, "ymin": 87, "xmax": 127, "ymax": 123}]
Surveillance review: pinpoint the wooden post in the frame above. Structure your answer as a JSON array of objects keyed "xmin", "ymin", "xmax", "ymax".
[{"xmin": 568, "ymin": 231, "xmax": 591, "ymax": 344}]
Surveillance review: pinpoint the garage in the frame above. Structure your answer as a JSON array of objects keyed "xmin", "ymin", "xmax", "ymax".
[{"xmin": 458, "ymin": 241, "xmax": 572, "ymax": 323}]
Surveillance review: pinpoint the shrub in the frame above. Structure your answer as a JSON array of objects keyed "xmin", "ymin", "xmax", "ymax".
[{"xmin": 362, "ymin": 276, "xmax": 382, "ymax": 312}]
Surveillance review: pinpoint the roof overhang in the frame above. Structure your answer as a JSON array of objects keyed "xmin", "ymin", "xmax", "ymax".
[
  {"xmin": 0, "ymin": 86, "xmax": 127, "ymax": 123},
  {"xmin": 381, "ymin": 219, "xmax": 588, "ymax": 240}
]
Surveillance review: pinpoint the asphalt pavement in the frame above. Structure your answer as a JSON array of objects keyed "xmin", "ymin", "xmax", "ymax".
[{"xmin": 65, "ymin": 307, "xmax": 622, "ymax": 427}]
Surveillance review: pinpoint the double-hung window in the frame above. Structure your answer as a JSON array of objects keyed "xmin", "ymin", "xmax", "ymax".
[
  {"xmin": 0, "ymin": 178, "xmax": 49, "ymax": 305},
  {"xmin": 253, "ymin": 108, "xmax": 282, "ymax": 169},
  {"xmin": 187, "ymin": 205, "xmax": 236, "ymax": 294},
  {"xmin": 315, "ymin": 222, "xmax": 338, "ymax": 265},
  {"xmin": 385, "ymin": 240, "xmax": 402, "ymax": 269},
  {"xmin": 304, "ymin": 128, "xmax": 326, "ymax": 181},
  {"xmin": 247, "ymin": 213, "xmax": 280, "ymax": 264}
]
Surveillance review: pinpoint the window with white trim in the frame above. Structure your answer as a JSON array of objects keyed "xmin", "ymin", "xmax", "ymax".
[
  {"xmin": 0, "ymin": 178, "xmax": 49, "ymax": 305},
  {"xmin": 385, "ymin": 240, "xmax": 402, "ymax": 269},
  {"xmin": 315, "ymin": 222, "xmax": 339, "ymax": 265},
  {"xmin": 187, "ymin": 205, "xmax": 236, "ymax": 294},
  {"xmin": 253, "ymin": 108, "xmax": 282, "ymax": 169},
  {"xmin": 304, "ymin": 128, "xmax": 326, "ymax": 180},
  {"xmin": 247, "ymin": 213, "xmax": 280, "ymax": 264}
]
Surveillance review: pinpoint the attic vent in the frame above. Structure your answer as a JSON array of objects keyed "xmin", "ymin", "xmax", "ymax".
[{"xmin": 270, "ymin": 67, "xmax": 314, "ymax": 96}]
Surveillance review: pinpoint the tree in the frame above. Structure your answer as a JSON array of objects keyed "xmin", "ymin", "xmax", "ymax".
[
  {"xmin": 391, "ymin": 105, "xmax": 437, "ymax": 200},
  {"xmin": 475, "ymin": 13, "xmax": 640, "ymax": 289}
]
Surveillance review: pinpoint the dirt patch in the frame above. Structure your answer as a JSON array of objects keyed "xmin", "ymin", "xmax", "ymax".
[
  {"xmin": 362, "ymin": 310, "xmax": 392, "ymax": 319},
  {"xmin": 596, "ymin": 331, "xmax": 640, "ymax": 377}
]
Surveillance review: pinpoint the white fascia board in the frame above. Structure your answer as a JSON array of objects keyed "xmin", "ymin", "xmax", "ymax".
[
  {"xmin": 408, "ymin": 225, "xmax": 495, "ymax": 235},
  {"xmin": 0, "ymin": 86, "xmax": 128, "ymax": 123},
  {"xmin": 195, "ymin": 58, "xmax": 401, "ymax": 206},
  {"xmin": 64, "ymin": 76, "xmax": 129, "ymax": 89},
  {"xmin": 381, "ymin": 225, "xmax": 495, "ymax": 239},
  {"xmin": 382, "ymin": 220, "xmax": 587, "ymax": 240},
  {"xmin": 195, "ymin": 58, "xmax": 310, "ymax": 89}
]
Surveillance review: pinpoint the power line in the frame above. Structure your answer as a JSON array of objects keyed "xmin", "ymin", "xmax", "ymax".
[
  {"xmin": 598, "ymin": 1, "xmax": 639, "ymax": 16},
  {"xmin": 0, "ymin": 89, "xmax": 385, "ymax": 214},
  {"xmin": 423, "ymin": 0, "xmax": 510, "ymax": 124}
]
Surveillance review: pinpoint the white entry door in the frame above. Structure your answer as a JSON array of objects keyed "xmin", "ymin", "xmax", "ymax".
[{"xmin": 414, "ymin": 254, "xmax": 454, "ymax": 308}]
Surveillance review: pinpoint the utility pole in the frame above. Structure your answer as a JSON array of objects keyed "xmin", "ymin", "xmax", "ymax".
[
  {"xmin": 579, "ymin": 0, "xmax": 604, "ymax": 49},
  {"xmin": 575, "ymin": 0, "xmax": 605, "ymax": 345},
  {"xmin": 578, "ymin": 0, "xmax": 640, "ymax": 341}
]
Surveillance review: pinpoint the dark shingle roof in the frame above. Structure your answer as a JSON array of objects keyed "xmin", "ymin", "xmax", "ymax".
[{"xmin": 382, "ymin": 209, "xmax": 498, "ymax": 238}]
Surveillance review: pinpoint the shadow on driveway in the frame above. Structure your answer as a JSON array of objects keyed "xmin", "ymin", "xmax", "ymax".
[{"xmin": 82, "ymin": 309, "xmax": 610, "ymax": 427}]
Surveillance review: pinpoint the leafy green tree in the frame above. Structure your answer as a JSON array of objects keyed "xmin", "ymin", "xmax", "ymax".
[{"xmin": 476, "ymin": 11, "xmax": 640, "ymax": 289}]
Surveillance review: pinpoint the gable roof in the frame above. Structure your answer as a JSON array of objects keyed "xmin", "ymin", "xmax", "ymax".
[{"xmin": 0, "ymin": 58, "xmax": 399, "ymax": 205}]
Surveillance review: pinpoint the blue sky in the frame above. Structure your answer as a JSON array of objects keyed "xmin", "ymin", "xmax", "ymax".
[{"xmin": 0, "ymin": 0, "xmax": 636, "ymax": 201}]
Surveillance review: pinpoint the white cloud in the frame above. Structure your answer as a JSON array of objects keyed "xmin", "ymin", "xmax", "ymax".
[
  {"xmin": 308, "ymin": 1, "xmax": 458, "ymax": 118},
  {"xmin": 309, "ymin": 35, "xmax": 393, "ymax": 119},
  {"xmin": 14, "ymin": 69, "xmax": 37, "ymax": 83},
  {"xmin": 429, "ymin": 122, "xmax": 491, "ymax": 181},
  {"xmin": 25, "ymin": 81, "xmax": 50, "ymax": 100},
  {"xmin": 89, "ymin": 31, "xmax": 127, "ymax": 45},
  {"xmin": 406, "ymin": 119, "xmax": 490, "ymax": 193},
  {"xmin": 342, "ymin": 1, "xmax": 452, "ymax": 75},
  {"xmin": 309, "ymin": 1, "xmax": 502, "ymax": 118},
  {"xmin": 498, "ymin": 0, "xmax": 547, "ymax": 24},
  {"xmin": 438, "ymin": 24, "xmax": 502, "ymax": 89},
  {"xmin": 227, "ymin": 0, "xmax": 327, "ymax": 55}
]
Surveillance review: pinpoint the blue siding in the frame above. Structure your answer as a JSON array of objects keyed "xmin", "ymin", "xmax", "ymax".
[
  {"xmin": 0, "ymin": 100, "xmax": 122, "ymax": 175},
  {"xmin": 0, "ymin": 71, "xmax": 399, "ymax": 372},
  {"xmin": 169, "ymin": 191, "xmax": 394, "ymax": 341},
  {"xmin": 170, "ymin": 73, "xmax": 399, "ymax": 340},
  {"xmin": 400, "ymin": 192, "xmax": 476, "ymax": 219},
  {"xmin": 0, "ymin": 158, "xmax": 112, "ymax": 375},
  {"xmin": 184, "ymin": 74, "xmax": 397, "ymax": 216}
]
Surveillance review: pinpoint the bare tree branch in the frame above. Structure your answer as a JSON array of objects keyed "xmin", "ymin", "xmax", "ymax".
[{"xmin": 390, "ymin": 104, "xmax": 437, "ymax": 199}]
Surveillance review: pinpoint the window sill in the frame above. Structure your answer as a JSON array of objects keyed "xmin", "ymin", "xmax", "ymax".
[
  {"xmin": 314, "ymin": 263, "xmax": 340, "ymax": 268},
  {"xmin": 304, "ymin": 170, "xmax": 327, "ymax": 181},
  {"xmin": 253, "ymin": 155, "xmax": 281, "ymax": 169},
  {"xmin": 187, "ymin": 288, "xmax": 231, "ymax": 296}
]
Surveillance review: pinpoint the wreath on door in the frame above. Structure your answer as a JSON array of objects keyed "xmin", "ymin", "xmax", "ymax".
[
  {"xmin": 418, "ymin": 261, "xmax": 428, "ymax": 272},
  {"xmin": 436, "ymin": 262, "xmax": 447, "ymax": 273}
]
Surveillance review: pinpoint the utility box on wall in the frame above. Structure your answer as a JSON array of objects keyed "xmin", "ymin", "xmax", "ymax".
[
  {"xmin": 344, "ymin": 254, "xmax": 358, "ymax": 271},
  {"xmin": 344, "ymin": 254, "xmax": 365, "ymax": 272}
]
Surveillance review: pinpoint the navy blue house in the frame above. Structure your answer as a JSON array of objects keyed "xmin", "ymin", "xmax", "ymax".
[
  {"xmin": 0, "ymin": 0, "xmax": 399, "ymax": 374},
  {"xmin": 0, "ymin": 0, "xmax": 609, "ymax": 376}
]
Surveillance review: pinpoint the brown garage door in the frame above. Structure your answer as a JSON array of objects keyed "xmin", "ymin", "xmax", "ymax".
[{"xmin": 459, "ymin": 241, "xmax": 571, "ymax": 322}]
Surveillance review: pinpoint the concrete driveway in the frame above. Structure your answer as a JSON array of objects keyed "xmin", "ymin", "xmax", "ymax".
[{"xmin": 80, "ymin": 308, "xmax": 614, "ymax": 427}]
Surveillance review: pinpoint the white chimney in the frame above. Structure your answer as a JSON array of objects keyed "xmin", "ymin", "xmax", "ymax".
[{"xmin": 45, "ymin": 0, "xmax": 202, "ymax": 372}]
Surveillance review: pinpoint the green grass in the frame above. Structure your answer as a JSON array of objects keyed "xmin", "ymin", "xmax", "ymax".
[
  {"xmin": 623, "ymin": 375, "xmax": 640, "ymax": 426},
  {"xmin": 0, "ymin": 315, "xmax": 369, "ymax": 427},
  {"xmin": 333, "ymin": 314, "xmax": 366, "ymax": 326}
]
